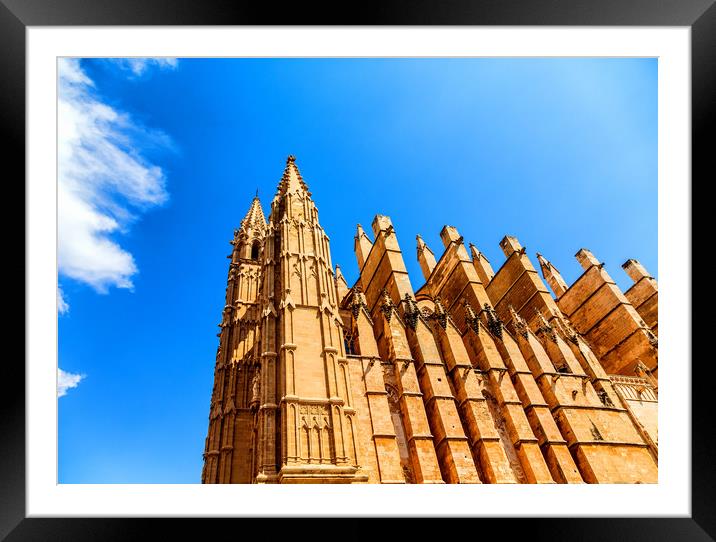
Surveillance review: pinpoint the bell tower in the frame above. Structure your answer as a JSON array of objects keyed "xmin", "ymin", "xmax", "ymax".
[
  {"xmin": 202, "ymin": 193, "xmax": 266, "ymax": 483},
  {"xmin": 255, "ymin": 155, "xmax": 367, "ymax": 483}
]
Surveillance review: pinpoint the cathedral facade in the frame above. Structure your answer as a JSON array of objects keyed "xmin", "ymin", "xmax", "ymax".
[{"xmin": 201, "ymin": 156, "xmax": 658, "ymax": 484}]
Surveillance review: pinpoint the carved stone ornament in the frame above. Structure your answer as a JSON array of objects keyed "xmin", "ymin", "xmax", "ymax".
[
  {"xmin": 597, "ymin": 389, "xmax": 615, "ymax": 407},
  {"xmin": 250, "ymin": 369, "xmax": 261, "ymax": 410},
  {"xmin": 380, "ymin": 289, "xmax": 395, "ymax": 322},
  {"xmin": 463, "ymin": 300, "xmax": 481, "ymax": 334},
  {"xmin": 484, "ymin": 304, "xmax": 504, "ymax": 339},
  {"xmin": 536, "ymin": 310, "xmax": 559, "ymax": 343},
  {"xmin": 350, "ymin": 288, "xmax": 370, "ymax": 320},
  {"xmin": 552, "ymin": 313, "xmax": 580, "ymax": 344},
  {"xmin": 509, "ymin": 305, "xmax": 529, "ymax": 339},
  {"xmin": 402, "ymin": 293, "xmax": 421, "ymax": 330},
  {"xmin": 432, "ymin": 297, "xmax": 448, "ymax": 330}
]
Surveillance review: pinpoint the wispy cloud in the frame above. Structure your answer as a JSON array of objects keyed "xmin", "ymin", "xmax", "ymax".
[
  {"xmin": 58, "ymin": 287, "xmax": 69, "ymax": 314},
  {"xmin": 58, "ymin": 368, "xmax": 85, "ymax": 397},
  {"xmin": 109, "ymin": 58, "xmax": 178, "ymax": 77},
  {"xmin": 58, "ymin": 58, "xmax": 173, "ymax": 293}
]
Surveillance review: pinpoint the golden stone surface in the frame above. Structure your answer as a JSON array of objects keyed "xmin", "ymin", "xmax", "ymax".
[{"xmin": 201, "ymin": 157, "xmax": 658, "ymax": 484}]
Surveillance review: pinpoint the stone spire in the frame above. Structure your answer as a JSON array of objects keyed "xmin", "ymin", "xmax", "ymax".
[
  {"xmin": 622, "ymin": 259, "xmax": 653, "ymax": 283},
  {"xmin": 536, "ymin": 252, "xmax": 568, "ymax": 298},
  {"xmin": 355, "ymin": 224, "xmax": 373, "ymax": 270},
  {"xmin": 469, "ymin": 243, "xmax": 495, "ymax": 285},
  {"xmin": 416, "ymin": 234, "xmax": 437, "ymax": 280},
  {"xmin": 334, "ymin": 264, "xmax": 350, "ymax": 303},
  {"xmin": 233, "ymin": 195, "xmax": 267, "ymax": 261},
  {"xmin": 239, "ymin": 195, "xmax": 267, "ymax": 233},
  {"xmin": 255, "ymin": 154, "xmax": 365, "ymax": 483},
  {"xmin": 277, "ymin": 154, "xmax": 310, "ymax": 195}
]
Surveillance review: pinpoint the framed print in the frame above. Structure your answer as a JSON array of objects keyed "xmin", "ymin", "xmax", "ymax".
[{"xmin": 3, "ymin": 0, "xmax": 712, "ymax": 539}]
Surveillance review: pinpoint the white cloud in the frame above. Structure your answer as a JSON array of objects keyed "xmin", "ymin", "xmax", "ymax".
[
  {"xmin": 58, "ymin": 368, "xmax": 85, "ymax": 397},
  {"xmin": 58, "ymin": 58, "xmax": 171, "ymax": 293},
  {"xmin": 58, "ymin": 287, "xmax": 69, "ymax": 314},
  {"xmin": 110, "ymin": 58, "xmax": 178, "ymax": 76}
]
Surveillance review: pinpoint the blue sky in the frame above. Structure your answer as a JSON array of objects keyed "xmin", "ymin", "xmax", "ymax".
[{"xmin": 57, "ymin": 57, "xmax": 657, "ymax": 483}]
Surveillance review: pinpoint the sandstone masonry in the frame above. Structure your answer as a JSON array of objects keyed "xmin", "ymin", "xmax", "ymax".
[{"xmin": 201, "ymin": 156, "xmax": 658, "ymax": 484}]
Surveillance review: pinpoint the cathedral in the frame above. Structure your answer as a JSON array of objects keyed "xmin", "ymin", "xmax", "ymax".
[{"xmin": 201, "ymin": 156, "xmax": 658, "ymax": 484}]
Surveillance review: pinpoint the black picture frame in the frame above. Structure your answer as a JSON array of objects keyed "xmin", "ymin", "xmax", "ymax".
[{"xmin": 2, "ymin": 1, "xmax": 710, "ymax": 539}]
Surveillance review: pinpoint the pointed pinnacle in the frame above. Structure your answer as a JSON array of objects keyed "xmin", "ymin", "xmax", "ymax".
[
  {"xmin": 278, "ymin": 154, "xmax": 309, "ymax": 195},
  {"xmin": 536, "ymin": 252, "xmax": 550, "ymax": 268},
  {"xmin": 240, "ymin": 195, "xmax": 267, "ymax": 230}
]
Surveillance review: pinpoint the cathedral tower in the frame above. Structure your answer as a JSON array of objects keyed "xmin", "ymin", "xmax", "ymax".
[
  {"xmin": 202, "ymin": 194, "xmax": 265, "ymax": 483},
  {"xmin": 202, "ymin": 156, "xmax": 658, "ymax": 484}
]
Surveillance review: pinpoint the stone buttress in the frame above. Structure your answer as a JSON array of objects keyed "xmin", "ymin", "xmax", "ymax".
[
  {"xmin": 414, "ymin": 226, "xmax": 556, "ymax": 484},
  {"xmin": 202, "ymin": 156, "xmax": 659, "ymax": 485},
  {"xmin": 485, "ymin": 237, "xmax": 657, "ymax": 483}
]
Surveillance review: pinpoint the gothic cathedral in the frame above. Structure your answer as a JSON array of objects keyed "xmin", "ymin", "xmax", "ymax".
[{"xmin": 201, "ymin": 156, "xmax": 658, "ymax": 484}]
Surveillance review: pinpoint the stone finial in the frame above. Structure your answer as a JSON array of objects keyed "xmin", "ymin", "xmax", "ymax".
[
  {"xmin": 439, "ymin": 225, "xmax": 462, "ymax": 248},
  {"xmin": 334, "ymin": 265, "xmax": 350, "ymax": 302},
  {"xmin": 536, "ymin": 252, "xmax": 569, "ymax": 298},
  {"xmin": 499, "ymin": 235, "xmax": 524, "ymax": 257},
  {"xmin": 371, "ymin": 215, "xmax": 393, "ymax": 238},
  {"xmin": 380, "ymin": 288, "xmax": 395, "ymax": 322},
  {"xmin": 550, "ymin": 311, "xmax": 580, "ymax": 344},
  {"xmin": 279, "ymin": 154, "xmax": 309, "ymax": 195},
  {"xmin": 416, "ymin": 234, "xmax": 437, "ymax": 280},
  {"xmin": 239, "ymin": 195, "xmax": 267, "ymax": 233},
  {"xmin": 509, "ymin": 305, "xmax": 529, "ymax": 339},
  {"xmin": 355, "ymin": 224, "xmax": 374, "ymax": 269},
  {"xmin": 416, "ymin": 234, "xmax": 427, "ymax": 253},
  {"xmin": 463, "ymin": 300, "xmax": 481, "ymax": 334},
  {"xmin": 622, "ymin": 259, "xmax": 654, "ymax": 284},
  {"xmin": 484, "ymin": 303, "xmax": 504, "ymax": 339},
  {"xmin": 349, "ymin": 287, "xmax": 370, "ymax": 321},
  {"xmin": 535, "ymin": 310, "xmax": 558, "ymax": 343},
  {"xmin": 401, "ymin": 293, "xmax": 421, "ymax": 330},
  {"xmin": 575, "ymin": 248, "xmax": 601, "ymax": 270},
  {"xmin": 432, "ymin": 297, "xmax": 448, "ymax": 329},
  {"xmin": 469, "ymin": 243, "xmax": 495, "ymax": 284}
]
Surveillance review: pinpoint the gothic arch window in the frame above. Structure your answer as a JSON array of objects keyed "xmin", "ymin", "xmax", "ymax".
[
  {"xmin": 343, "ymin": 329, "xmax": 358, "ymax": 356},
  {"xmin": 251, "ymin": 241, "xmax": 260, "ymax": 261}
]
